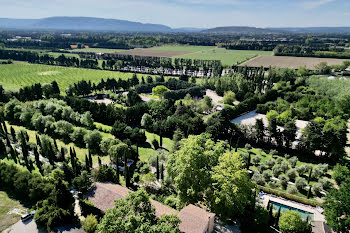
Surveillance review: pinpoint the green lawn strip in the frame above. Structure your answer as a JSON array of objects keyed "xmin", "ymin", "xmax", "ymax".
[{"xmin": 0, "ymin": 191, "xmax": 26, "ymax": 232}]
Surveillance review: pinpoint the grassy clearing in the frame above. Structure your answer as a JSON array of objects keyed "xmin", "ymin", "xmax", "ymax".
[
  {"xmin": 306, "ymin": 75, "xmax": 350, "ymax": 100},
  {"xmin": 0, "ymin": 191, "xmax": 26, "ymax": 232},
  {"xmin": 0, "ymin": 62, "xmax": 146, "ymax": 92},
  {"xmin": 68, "ymin": 48, "xmax": 126, "ymax": 53}
]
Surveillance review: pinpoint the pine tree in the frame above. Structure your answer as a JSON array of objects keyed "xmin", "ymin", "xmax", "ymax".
[
  {"xmin": 2, "ymin": 122, "xmax": 8, "ymax": 134},
  {"xmin": 48, "ymin": 142, "xmax": 55, "ymax": 166}
]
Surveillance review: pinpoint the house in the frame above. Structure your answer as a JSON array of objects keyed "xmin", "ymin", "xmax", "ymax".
[{"xmin": 86, "ymin": 182, "xmax": 215, "ymax": 233}]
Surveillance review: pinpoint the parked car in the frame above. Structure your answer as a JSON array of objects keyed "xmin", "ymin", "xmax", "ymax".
[{"xmin": 21, "ymin": 211, "xmax": 35, "ymax": 222}]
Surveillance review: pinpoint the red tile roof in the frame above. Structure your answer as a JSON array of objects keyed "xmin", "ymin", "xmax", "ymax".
[{"xmin": 86, "ymin": 183, "xmax": 215, "ymax": 233}]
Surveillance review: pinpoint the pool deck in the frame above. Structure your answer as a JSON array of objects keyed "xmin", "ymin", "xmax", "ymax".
[{"xmin": 261, "ymin": 194, "xmax": 325, "ymax": 222}]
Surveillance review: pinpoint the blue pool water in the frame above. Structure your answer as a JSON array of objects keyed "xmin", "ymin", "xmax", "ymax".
[{"xmin": 269, "ymin": 200, "xmax": 314, "ymax": 221}]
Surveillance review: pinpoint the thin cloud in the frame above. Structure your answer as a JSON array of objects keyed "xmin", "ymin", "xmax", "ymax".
[{"xmin": 301, "ymin": 0, "xmax": 335, "ymax": 9}]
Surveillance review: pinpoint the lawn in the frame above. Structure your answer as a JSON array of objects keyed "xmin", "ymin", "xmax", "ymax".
[
  {"xmin": 0, "ymin": 191, "xmax": 26, "ymax": 232},
  {"xmin": 306, "ymin": 75, "xmax": 350, "ymax": 100},
  {"xmin": 0, "ymin": 62, "xmax": 146, "ymax": 92}
]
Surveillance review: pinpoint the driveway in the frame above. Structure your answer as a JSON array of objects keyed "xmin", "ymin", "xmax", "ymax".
[{"xmin": 4, "ymin": 219, "xmax": 85, "ymax": 233}]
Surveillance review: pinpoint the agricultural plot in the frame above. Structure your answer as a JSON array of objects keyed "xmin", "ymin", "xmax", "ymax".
[
  {"xmin": 240, "ymin": 55, "xmax": 350, "ymax": 70},
  {"xmin": 69, "ymin": 47, "xmax": 126, "ymax": 53},
  {"xmin": 116, "ymin": 48, "xmax": 191, "ymax": 57},
  {"xmin": 0, "ymin": 62, "xmax": 146, "ymax": 92},
  {"xmin": 114, "ymin": 45, "xmax": 272, "ymax": 66}
]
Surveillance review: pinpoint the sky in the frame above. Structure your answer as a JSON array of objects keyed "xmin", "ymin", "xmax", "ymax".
[{"xmin": 0, "ymin": 0, "xmax": 349, "ymax": 28}]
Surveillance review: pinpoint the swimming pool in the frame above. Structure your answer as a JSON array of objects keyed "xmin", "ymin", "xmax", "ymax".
[{"xmin": 269, "ymin": 200, "xmax": 314, "ymax": 221}]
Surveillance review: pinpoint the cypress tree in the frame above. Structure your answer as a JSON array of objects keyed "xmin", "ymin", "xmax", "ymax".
[
  {"xmin": 268, "ymin": 203, "xmax": 274, "ymax": 226},
  {"xmin": 116, "ymin": 154, "xmax": 120, "ymax": 184},
  {"xmin": 156, "ymin": 155, "xmax": 159, "ymax": 180},
  {"xmin": 5, "ymin": 134, "xmax": 11, "ymax": 148},
  {"xmin": 307, "ymin": 186, "xmax": 312, "ymax": 199},
  {"xmin": 160, "ymin": 163, "xmax": 164, "ymax": 180},
  {"xmin": 34, "ymin": 146, "xmax": 41, "ymax": 171},
  {"xmin": 0, "ymin": 122, "xmax": 5, "ymax": 137},
  {"xmin": 124, "ymin": 152, "xmax": 128, "ymax": 187},
  {"xmin": 98, "ymin": 156, "xmax": 101, "ymax": 166},
  {"xmin": 88, "ymin": 150, "xmax": 93, "ymax": 168},
  {"xmin": 10, "ymin": 127, "xmax": 16, "ymax": 142},
  {"xmin": 160, "ymin": 134, "xmax": 163, "ymax": 148},
  {"xmin": 48, "ymin": 143, "xmax": 55, "ymax": 166},
  {"xmin": 307, "ymin": 168, "xmax": 312, "ymax": 184},
  {"xmin": 247, "ymin": 152, "xmax": 251, "ymax": 170},
  {"xmin": 53, "ymin": 139, "xmax": 58, "ymax": 152},
  {"xmin": 275, "ymin": 207, "xmax": 281, "ymax": 226},
  {"xmin": 10, "ymin": 146, "xmax": 17, "ymax": 164},
  {"xmin": 36, "ymin": 134, "xmax": 41, "ymax": 147},
  {"xmin": 235, "ymin": 137, "xmax": 240, "ymax": 152},
  {"xmin": 85, "ymin": 154, "xmax": 90, "ymax": 171},
  {"xmin": 0, "ymin": 139, "xmax": 6, "ymax": 156},
  {"xmin": 3, "ymin": 122, "xmax": 8, "ymax": 134},
  {"xmin": 60, "ymin": 147, "xmax": 65, "ymax": 162}
]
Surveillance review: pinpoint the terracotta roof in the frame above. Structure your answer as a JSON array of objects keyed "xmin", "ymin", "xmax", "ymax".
[
  {"xmin": 86, "ymin": 183, "xmax": 215, "ymax": 233},
  {"xmin": 86, "ymin": 182, "xmax": 130, "ymax": 211},
  {"xmin": 86, "ymin": 182, "xmax": 177, "ymax": 217},
  {"xmin": 178, "ymin": 204, "xmax": 215, "ymax": 233}
]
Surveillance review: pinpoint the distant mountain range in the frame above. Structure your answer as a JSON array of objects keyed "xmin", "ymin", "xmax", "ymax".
[{"xmin": 0, "ymin": 17, "xmax": 349, "ymax": 33}]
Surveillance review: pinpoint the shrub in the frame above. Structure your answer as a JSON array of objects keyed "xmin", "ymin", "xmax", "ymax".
[
  {"xmin": 269, "ymin": 180, "xmax": 280, "ymax": 189},
  {"xmin": 265, "ymin": 158, "xmax": 275, "ymax": 169},
  {"xmin": 257, "ymin": 185, "xmax": 321, "ymax": 207},
  {"xmin": 286, "ymin": 169, "xmax": 297, "ymax": 182},
  {"xmin": 83, "ymin": 214, "xmax": 98, "ymax": 233},
  {"xmin": 288, "ymin": 156, "xmax": 298, "ymax": 168},
  {"xmin": 272, "ymin": 164, "xmax": 284, "ymax": 177},
  {"xmin": 312, "ymin": 183, "xmax": 323, "ymax": 196},
  {"xmin": 262, "ymin": 170, "xmax": 273, "ymax": 182},
  {"xmin": 252, "ymin": 173, "xmax": 265, "ymax": 186},
  {"xmin": 245, "ymin": 143, "xmax": 252, "ymax": 150},
  {"xmin": 275, "ymin": 157, "xmax": 282, "ymax": 164},
  {"xmin": 252, "ymin": 156, "xmax": 261, "ymax": 165},
  {"xmin": 284, "ymin": 154, "xmax": 291, "ymax": 159},
  {"xmin": 223, "ymin": 91, "xmax": 236, "ymax": 105},
  {"xmin": 319, "ymin": 178, "xmax": 333, "ymax": 190},
  {"xmin": 287, "ymin": 185, "xmax": 298, "ymax": 195},
  {"xmin": 281, "ymin": 161, "xmax": 289, "ymax": 173},
  {"xmin": 279, "ymin": 175, "xmax": 289, "ymax": 190},
  {"xmin": 296, "ymin": 165, "xmax": 307, "ymax": 176},
  {"xmin": 295, "ymin": 177, "xmax": 307, "ymax": 191}
]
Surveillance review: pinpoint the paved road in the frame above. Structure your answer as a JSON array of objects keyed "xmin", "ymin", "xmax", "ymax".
[{"xmin": 4, "ymin": 219, "xmax": 85, "ymax": 233}]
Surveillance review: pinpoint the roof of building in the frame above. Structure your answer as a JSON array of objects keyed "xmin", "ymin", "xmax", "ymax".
[
  {"xmin": 178, "ymin": 204, "xmax": 215, "ymax": 233},
  {"xmin": 86, "ymin": 182, "xmax": 215, "ymax": 233}
]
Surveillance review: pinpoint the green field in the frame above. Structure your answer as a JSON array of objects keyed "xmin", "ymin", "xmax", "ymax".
[
  {"xmin": 174, "ymin": 48, "xmax": 272, "ymax": 66},
  {"xmin": 150, "ymin": 45, "xmax": 216, "ymax": 52},
  {"xmin": 69, "ymin": 48, "xmax": 126, "ymax": 53},
  {"xmin": 0, "ymin": 62, "xmax": 144, "ymax": 92},
  {"xmin": 306, "ymin": 75, "xmax": 350, "ymax": 100},
  {"xmin": 0, "ymin": 191, "xmax": 26, "ymax": 232},
  {"xmin": 149, "ymin": 45, "xmax": 272, "ymax": 66}
]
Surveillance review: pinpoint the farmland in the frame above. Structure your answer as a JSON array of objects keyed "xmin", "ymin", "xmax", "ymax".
[
  {"xmin": 69, "ymin": 47, "xmax": 126, "ymax": 53},
  {"xmin": 0, "ymin": 62, "xmax": 146, "ymax": 92},
  {"xmin": 113, "ymin": 45, "xmax": 272, "ymax": 66},
  {"xmin": 240, "ymin": 55, "xmax": 350, "ymax": 70}
]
